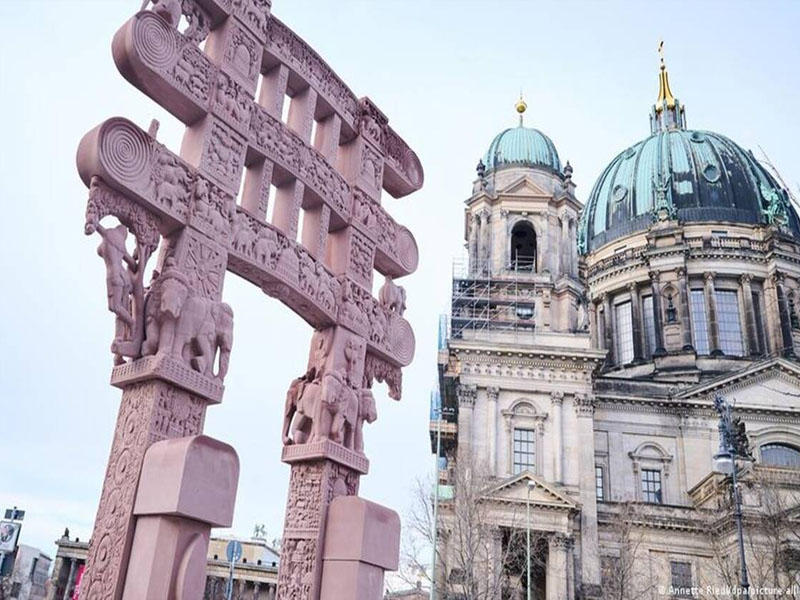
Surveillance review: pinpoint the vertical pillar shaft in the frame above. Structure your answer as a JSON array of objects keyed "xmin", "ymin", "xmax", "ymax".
[
  {"xmin": 740, "ymin": 274, "xmax": 758, "ymax": 356},
  {"xmin": 628, "ymin": 282, "xmax": 643, "ymax": 361},
  {"xmin": 469, "ymin": 213, "xmax": 479, "ymax": 274},
  {"xmin": 487, "ymin": 387, "xmax": 499, "ymax": 474},
  {"xmin": 589, "ymin": 300, "xmax": 599, "ymax": 350},
  {"xmin": 546, "ymin": 536, "xmax": 570, "ymax": 600},
  {"xmin": 560, "ymin": 217, "xmax": 570, "ymax": 278},
  {"xmin": 478, "ymin": 210, "xmax": 490, "ymax": 274},
  {"xmin": 501, "ymin": 209, "xmax": 510, "ymax": 270},
  {"xmin": 774, "ymin": 273, "xmax": 795, "ymax": 357},
  {"xmin": 601, "ymin": 293, "xmax": 614, "ymax": 366},
  {"xmin": 457, "ymin": 384, "xmax": 476, "ymax": 462},
  {"xmin": 677, "ymin": 267, "xmax": 693, "ymax": 351},
  {"xmin": 63, "ymin": 559, "xmax": 76, "ymax": 600},
  {"xmin": 704, "ymin": 272, "xmax": 722, "ymax": 355},
  {"xmin": 551, "ymin": 392, "xmax": 564, "ymax": 483},
  {"xmin": 574, "ymin": 396, "xmax": 600, "ymax": 591},
  {"xmin": 649, "ymin": 271, "xmax": 666, "ymax": 356}
]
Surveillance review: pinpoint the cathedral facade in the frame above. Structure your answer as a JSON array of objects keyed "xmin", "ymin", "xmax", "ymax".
[{"xmin": 434, "ymin": 58, "xmax": 800, "ymax": 600}]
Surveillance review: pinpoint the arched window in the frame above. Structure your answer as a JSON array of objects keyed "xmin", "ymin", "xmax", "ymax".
[
  {"xmin": 761, "ymin": 443, "xmax": 800, "ymax": 468},
  {"xmin": 511, "ymin": 221, "xmax": 536, "ymax": 271}
]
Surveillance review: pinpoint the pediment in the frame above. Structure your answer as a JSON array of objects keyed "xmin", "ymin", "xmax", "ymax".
[
  {"xmin": 500, "ymin": 175, "xmax": 550, "ymax": 198},
  {"xmin": 484, "ymin": 471, "xmax": 576, "ymax": 510},
  {"xmin": 674, "ymin": 357, "xmax": 800, "ymax": 411}
]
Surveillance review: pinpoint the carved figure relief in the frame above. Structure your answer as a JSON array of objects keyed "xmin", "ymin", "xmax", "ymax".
[{"xmin": 379, "ymin": 275, "xmax": 406, "ymax": 316}]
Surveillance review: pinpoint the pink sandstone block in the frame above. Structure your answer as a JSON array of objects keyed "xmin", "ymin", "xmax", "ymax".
[
  {"xmin": 320, "ymin": 496, "xmax": 401, "ymax": 600},
  {"xmin": 134, "ymin": 435, "xmax": 239, "ymax": 527},
  {"xmin": 322, "ymin": 496, "xmax": 400, "ymax": 569}
]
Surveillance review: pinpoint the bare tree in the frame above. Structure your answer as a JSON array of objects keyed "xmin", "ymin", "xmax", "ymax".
[
  {"xmin": 399, "ymin": 457, "xmax": 548, "ymax": 600},
  {"xmin": 599, "ymin": 502, "xmax": 658, "ymax": 600}
]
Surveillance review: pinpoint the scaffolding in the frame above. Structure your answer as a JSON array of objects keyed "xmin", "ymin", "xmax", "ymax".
[{"xmin": 449, "ymin": 257, "xmax": 541, "ymax": 339}]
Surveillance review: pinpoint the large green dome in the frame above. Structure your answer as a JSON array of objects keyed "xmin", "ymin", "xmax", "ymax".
[
  {"xmin": 483, "ymin": 125, "xmax": 562, "ymax": 174},
  {"xmin": 579, "ymin": 129, "xmax": 800, "ymax": 253}
]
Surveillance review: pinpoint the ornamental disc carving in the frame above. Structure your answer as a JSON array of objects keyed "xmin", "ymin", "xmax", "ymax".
[
  {"xmin": 403, "ymin": 148, "xmax": 424, "ymax": 189},
  {"xmin": 133, "ymin": 12, "xmax": 177, "ymax": 70},
  {"xmin": 389, "ymin": 316, "xmax": 415, "ymax": 367},
  {"xmin": 100, "ymin": 120, "xmax": 152, "ymax": 186},
  {"xmin": 397, "ymin": 226, "xmax": 419, "ymax": 273}
]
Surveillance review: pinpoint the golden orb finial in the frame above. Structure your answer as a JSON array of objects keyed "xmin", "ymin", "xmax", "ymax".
[{"xmin": 515, "ymin": 93, "xmax": 527, "ymax": 126}]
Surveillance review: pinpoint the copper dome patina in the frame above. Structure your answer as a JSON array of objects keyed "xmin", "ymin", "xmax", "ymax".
[
  {"xmin": 578, "ymin": 57, "xmax": 799, "ymax": 254},
  {"xmin": 482, "ymin": 98, "xmax": 562, "ymax": 174}
]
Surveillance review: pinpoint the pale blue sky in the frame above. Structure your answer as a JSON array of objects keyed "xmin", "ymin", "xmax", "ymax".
[{"xmin": 0, "ymin": 0, "xmax": 798, "ymax": 563}]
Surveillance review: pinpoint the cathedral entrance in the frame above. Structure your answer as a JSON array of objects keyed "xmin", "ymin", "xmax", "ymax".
[{"xmin": 503, "ymin": 531, "xmax": 547, "ymax": 600}]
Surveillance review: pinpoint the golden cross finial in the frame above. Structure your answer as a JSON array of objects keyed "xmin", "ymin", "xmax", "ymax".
[
  {"xmin": 658, "ymin": 40, "xmax": 665, "ymax": 69},
  {"xmin": 655, "ymin": 40, "xmax": 676, "ymax": 109}
]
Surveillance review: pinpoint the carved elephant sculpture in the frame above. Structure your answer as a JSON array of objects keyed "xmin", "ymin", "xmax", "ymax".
[
  {"xmin": 143, "ymin": 267, "xmax": 234, "ymax": 380},
  {"xmin": 312, "ymin": 370, "xmax": 359, "ymax": 447},
  {"xmin": 282, "ymin": 371, "xmax": 319, "ymax": 445},
  {"xmin": 379, "ymin": 275, "xmax": 406, "ymax": 316}
]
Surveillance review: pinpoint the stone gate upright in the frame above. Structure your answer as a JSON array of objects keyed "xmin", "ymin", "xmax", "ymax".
[{"xmin": 75, "ymin": 1, "xmax": 423, "ymax": 598}]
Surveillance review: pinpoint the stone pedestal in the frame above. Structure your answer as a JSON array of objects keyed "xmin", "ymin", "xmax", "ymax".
[
  {"xmin": 122, "ymin": 435, "xmax": 239, "ymax": 600},
  {"xmin": 319, "ymin": 496, "xmax": 400, "ymax": 600},
  {"xmin": 276, "ymin": 441, "xmax": 369, "ymax": 600}
]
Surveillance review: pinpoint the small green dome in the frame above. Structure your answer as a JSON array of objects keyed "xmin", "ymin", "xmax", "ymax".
[{"xmin": 483, "ymin": 125, "xmax": 562, "ymax": 173}]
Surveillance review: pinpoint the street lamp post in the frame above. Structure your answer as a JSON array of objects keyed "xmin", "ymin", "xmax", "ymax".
[
  {"xmin": 712, "ymin": 393, "xmax": 751, "ymax": 594},
  {"xmin": 526, "ymin": 480, "xmax": 536, "ymax": 600}
]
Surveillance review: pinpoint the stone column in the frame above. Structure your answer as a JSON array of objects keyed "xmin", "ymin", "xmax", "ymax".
[
  {"xmin": 267, "ymin": 583, "xmax": 277, "ymax": 600},
  {"xmin": 560, "ymin": 217, "xmax": 570, "ymax": 278},
  {"xmin": 774, "ymin": 272, "xmax": 795, "ymax": 357},
  {"xmin": 649, "ymin": 271, "xmax": 667, "ymax": 356},
  {"xmin": 704, "ymin": 272, "xmax": 722, "ymax": 355},
  {"xmin": 546, "ymin": 535, "xmax": 571, "ymax": 600},
  {"xmin": 501, "ymin": 209, "xmax": 510, "ymax": 270},
  {"xmin": 479, "ymin": 210, "xmax": 490, "ymax": 275},
  {"xmin": 677, "ymin": 267, "xmax": 693, "ymax": 351},
  {"xmin": 551, "ymin": 391, "xmax": 564, "ymax": 483},
  {"xmin": 62, "ymin": 559, "xmax": 76, "ymax": 600},
  {"xmin": 589, "ymin": 300, "xmax": 599, "ymax": 350},
  {"xmin": 628, "ymin": 282, "xmax": 644, "ymax": 361},
  {"xmin": 488, "ymin": 528, "xmax": 504, "ymax": 600},
  {"xmin": 253, "ymin": 581, "xmax": 260, "ymax": 600},
  {"xmin": 469, "ymin": 212, "xmax": 479, "ymax": 274},
  {"xmin": 487, "ymin": 386, "xmax": 499, "ymax": 474},
  {"xmin": 457, "ymin": 384, "xmax": 477, "ymax": 463},
  {"xmin": 601, "ymin": 293, "xmax": 614, "ymax": 366},
  {"xmin": 740, "ymin": 274, "xmax": 759, "ymax": 356},
  {"xmin": 573, "ymin": 395, "xmax": 600, "ymax": 591}
]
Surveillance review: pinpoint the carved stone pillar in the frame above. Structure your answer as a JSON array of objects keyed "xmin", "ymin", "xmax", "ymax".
[
  {"xmin": 601, "ymin": 293, "xmax": 614, "ymax": 366},
  {"xmin": 740, "ymin": 274, "xmax": 759, "ymax": 356},
  {"xmin": 551, "ymin": 391, "xmax": 564, "ymax": 483},
  {"xmin": 487, "ymin": 386, "xmax": 499, "ymax": 474},
  {"xmin": 589, "ymin": 300, "xmax": 599, "ymax": 350},
  {"xmin": 546, "ymin": 535, "xmax": 571, "ymax": 600},
  {"xmin": 774, "ymin": 272, "xmax": 795, "ymax": 357},
  {"xmin": 253, "ymin": 581, "xmax": 260, "ymax": 600},
  {"xmin": 559, "ymin": 217, "xmax": 570, "ymax": 278},
  {"xmin": 267, "ymin": 583, "xmax": 277, "ymax": 600},
  {"xmin": 62, "ymin": 559, "xmax": 76, "ymax": 600},
  {"xmin": 677, "ymin": 267, "xmax": 694, "ymax": 351},
  {"xmin": 628, "ymin": 282, "xmax": 643, "ymax": 361},
  {"xmin": 573, "ymin": 395, "xmax": 600, "ymax": 591},
  {"xmin": 457, "ymin": 384, "xmax": 477, "ymax": 462},
  {"xmin": 488, "ymin": 528, "xmax": 504, "ymax": 600},
  {"xmin": 479, "ymin": 210, "xmax": 490, "ymax": 275},
  {"xmin": 501, "ymin": 209, "xmax": 510, "ymax": 271},
  {"xmin": 469, "ymin": 212, "xmax": 479, "ymax": 274},
  {"xmin": 704, "ymin": 272, "xmax": 722, "ymax": 355},
  {"xmin": 649, "ymin": 271, "xmax": 666, "ymax": 356}
]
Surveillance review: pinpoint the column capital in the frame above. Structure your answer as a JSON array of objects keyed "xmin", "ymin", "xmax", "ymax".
[
  {"xmin": 704, "ymin": 271, "xmax": 716, "ymax": 283},
  {"xmin": 740, "ymin": 273, "xmax": 753, "ymax": 285},
  {"xmin": 600, "ymin": 292, "xmax": 610, "ymax": 304},
  {"xmin": 771, "ymin": 271, "xmax": 786, "ymax": 283},
  {"xmin": 649, "ymin": 269, "xmax": 661, "ymax": 282},
  {"xmin": 471, "ymin": 211, "xmax": 480, "ymax": 224},
  {"xmin": 550, "ymin": 390, "xmax": 564, "ymax": 405},
  {"xmin": 500, "ymin": 208, "xmax": 510, "ymax": 219},
  {"xmin": 479, "ymin": 209, "xmax": 490, "ymax": 223},
  {"xmin": 549, "ymin": 533, "xmax": 573, "ymax": 551},
  {"xmin": 457, "ymin": 383, "xmax": 477, "ymax": 408},
  {"xmin": 486, "ymin": 386, "xmax": 499, "ymax": 402},
  {"xmin": 676, "ymin": 266, "xmax": 687, "ymax": 277},
  {"xmin": 573, "ymin": 393, "xmax": 596, "ymax": 417}
]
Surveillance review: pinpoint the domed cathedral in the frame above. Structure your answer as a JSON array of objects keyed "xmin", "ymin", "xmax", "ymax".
[{"xmin": 434, "ymin": 50, "xmax": 800, "ymax": 600}]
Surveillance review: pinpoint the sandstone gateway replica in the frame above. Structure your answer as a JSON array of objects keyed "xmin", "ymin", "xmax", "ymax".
[{"xmin": 75, "ymin": 1, "xmax": 423, "ymax": 598}]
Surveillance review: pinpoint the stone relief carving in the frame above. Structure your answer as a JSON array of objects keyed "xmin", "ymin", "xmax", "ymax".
[
  {"xmin": 86, "ymin": 178, "xmax": 161, "ymax": 364},
  {"xmin": 363, "ymin": 353, "xmax": 402, "ymax": 401}
]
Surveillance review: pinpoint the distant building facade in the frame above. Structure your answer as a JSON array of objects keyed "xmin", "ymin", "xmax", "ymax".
[
  {"xmin": 47, "ymin": 530, "xmax": 278, "ymax": 600},
  {"xmin": 435, "ymin": 60, "xmax": 800, "ymax": 600},
  {"xmin": 5, "ymin": 544, "xmax": 50, "ymax": 600}
]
